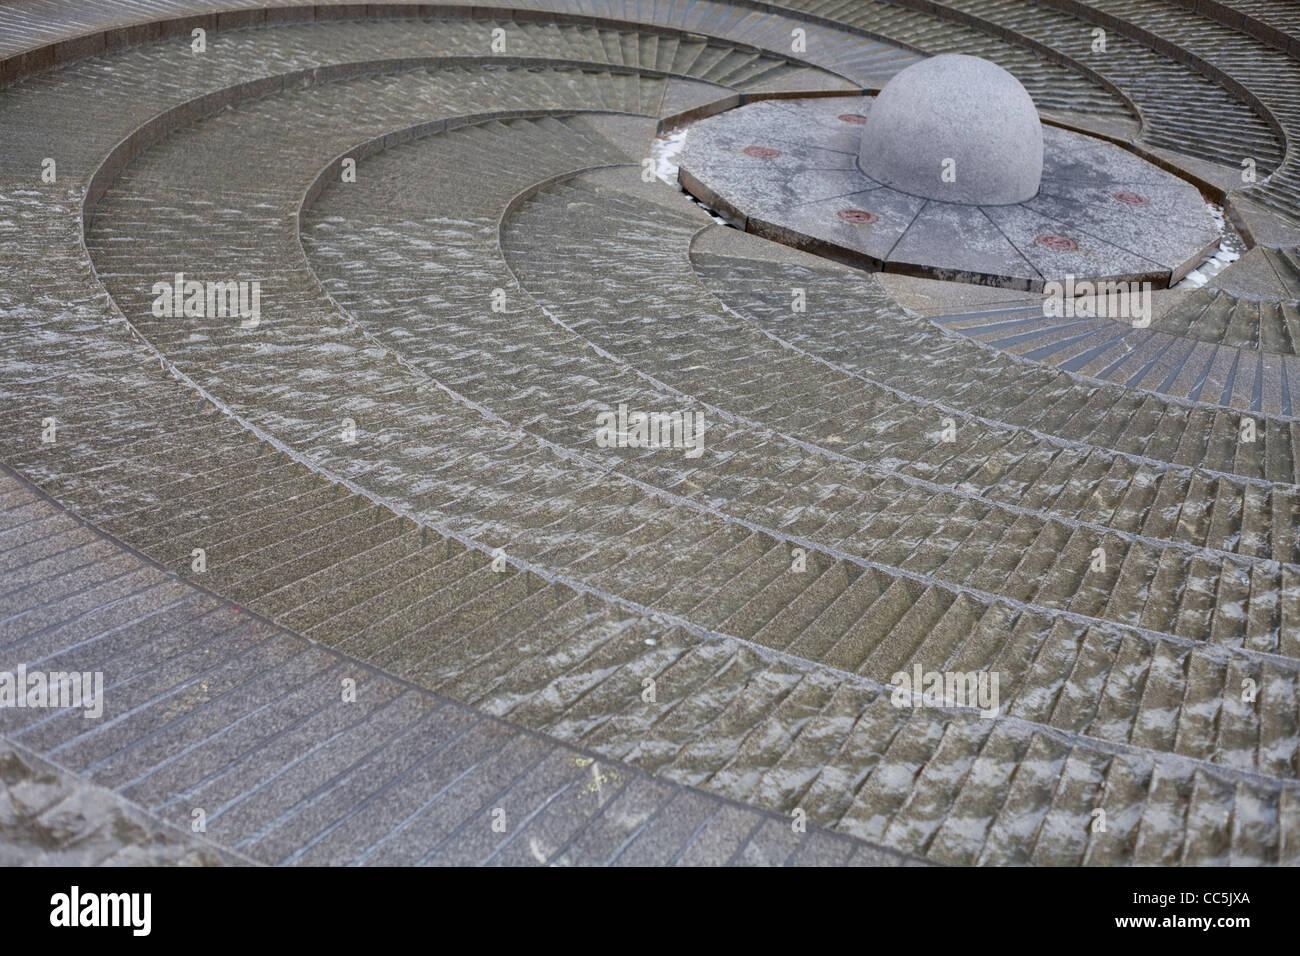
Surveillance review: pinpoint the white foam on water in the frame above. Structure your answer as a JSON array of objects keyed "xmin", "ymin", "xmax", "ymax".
[
  {"xmin": 1173, "ymin": 202, "xmax": 1243, "ymax": 289},
  {"xmin": 650, "ymin": 126, "xmax": 729, "ymax": 225}
]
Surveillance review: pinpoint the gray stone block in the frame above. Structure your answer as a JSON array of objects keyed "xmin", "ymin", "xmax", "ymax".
[{"xmin": 859, "ymin": 54, "xmax": 1043, "ymax": 206}]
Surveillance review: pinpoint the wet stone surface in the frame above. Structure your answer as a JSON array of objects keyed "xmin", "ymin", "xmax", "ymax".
[
  {"xmin": 678, "ymin": 97, "xmax": 1220, "ymax": 289},
  {"xmin": 2, "ymin": 0, "xmax": 1300, "ymax": 869},
  {"xmin": 0, "ymin": 738, "xmax": 235, "ymax": 866}
]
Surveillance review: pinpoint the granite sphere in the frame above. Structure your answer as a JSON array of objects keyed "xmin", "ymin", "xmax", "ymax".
[{"xmin": 858, "ymin": 54, "xmax": 1043, "ymax": 205}]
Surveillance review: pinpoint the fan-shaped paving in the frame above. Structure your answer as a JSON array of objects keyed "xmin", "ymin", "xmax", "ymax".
[{"xmin": 3, "ymin": 0, "xmax": 1300, "ymax": 866}]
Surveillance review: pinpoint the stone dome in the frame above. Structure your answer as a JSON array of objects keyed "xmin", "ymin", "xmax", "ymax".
[{"xmin": 857, "ymin": 54, "xmax": 1043, "ymax": 205}]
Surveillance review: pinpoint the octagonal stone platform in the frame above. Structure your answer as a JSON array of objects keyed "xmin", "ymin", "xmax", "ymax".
[{"xmin": 678, "ymin": 97, "xmax": 1220, "ymax": 290}]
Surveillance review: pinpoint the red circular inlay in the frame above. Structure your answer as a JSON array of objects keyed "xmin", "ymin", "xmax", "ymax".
[
  {"xmin": 838, "ymin": 209, "xmax": 879, "ymax": 225},
  {"xmin": 838, "ymin": 113, "xmax": 868, "ymax": 125},
  {"xmin": 1036, "ymin": 234, "xmax": 1078, "ymax": 251},
  {"xmin": 742, "ymin": 145, "xmax": 782, "ymax": 159},
  {"xmin": 1110, "ymin": 191, "xmax": 1150, "ymax": 206}
]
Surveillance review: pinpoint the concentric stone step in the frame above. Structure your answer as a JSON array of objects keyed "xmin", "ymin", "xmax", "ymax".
[
  {"xmin": 0, "ymin": 464, "xmax": 915, "ymax": 866},
  {"xmin": 766, "ymin": 0, "xmax": 1282, "ymax": 175},
  {"xmin": 1192, "ymin": 0, "xmax": 1300, "ymax": 53},
  {"xmin": 939, "ymin": 0, "xmax": 1300, "ymax": 221},
  {"xmin": 3, "ymin": 0, "xmax": 1300, "ymax": 868},
  {"xmin": 690, "ymin": 241, "xmax": 1300, "ymax": 513}
]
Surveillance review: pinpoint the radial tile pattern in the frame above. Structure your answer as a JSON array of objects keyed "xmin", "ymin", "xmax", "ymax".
[
  {"xmin": 2, "ymin": 0, "xmax": 1300, "ymax": 868},
  {"xmin": 678, "ymin": 97, "xmax": 1219, "ymax": 288}
]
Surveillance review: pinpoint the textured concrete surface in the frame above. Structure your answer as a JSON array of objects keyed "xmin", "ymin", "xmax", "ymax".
[
  {"xmin": 0, "ymin": 0, "xmax": 1299, "ymax": 869},
  {"xmin": 0, "ymin": 465, "xmax": 918, "ymax": 866},
  {"xmin": 0, "ymin": 737, "xmax": 244, "ymax": 866}
]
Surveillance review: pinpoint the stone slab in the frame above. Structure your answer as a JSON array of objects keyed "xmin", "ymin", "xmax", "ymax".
[{"xmin": 679, "ymin": 97, "xmax": 1220, "ymax": 289}]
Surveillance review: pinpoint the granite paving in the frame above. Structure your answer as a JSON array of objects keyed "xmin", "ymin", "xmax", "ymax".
[{"xmin": 1, "ymin": 0, "xmax": 1298, "ymax": 868}]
